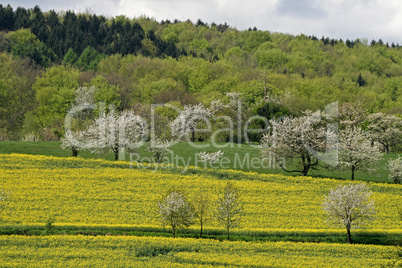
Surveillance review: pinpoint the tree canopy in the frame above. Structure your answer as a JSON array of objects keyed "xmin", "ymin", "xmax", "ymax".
[{"xmin": 0, "ymin": 4, "xmax": 401, "ymax": 141}]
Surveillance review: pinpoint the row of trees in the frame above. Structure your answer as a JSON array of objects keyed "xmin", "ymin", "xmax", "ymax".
[
  {"xmin": 260, "ymin": 103, "xmax": 402, "ymax": 180},
  {"xmin": 158, "ymin": 182, "xmax": 242, "ymax": 239},
  {"xmin": 59, "ymin": 87, "xmax": 402, "ymax": 182},
  {"xmin": 0, "ymin": 180, "xmax": 380, "ymax": 244},
  {"xmin": 157, "ymin": 181, "xmax": 378, "ymax": 244}
]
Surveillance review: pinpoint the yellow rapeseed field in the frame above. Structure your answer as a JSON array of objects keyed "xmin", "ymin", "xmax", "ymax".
[
  {"xmin": 0, "ymin": 235, "xmax": 399, "ymax": 267},
  {"xmin": 0, "ymin": 154, "xmax": 400, "ymax": 232}
]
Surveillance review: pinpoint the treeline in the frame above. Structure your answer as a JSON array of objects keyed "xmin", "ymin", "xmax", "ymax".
[
  {"xmin": 1, "ymin": 4, "xmax": 401, "ymax": 66},
  {"xmin": 0, "ymin": 4, "xmax": 184, "ymax": 66},
  {"xmin": 0, "ymin": 4, "xmax": 401, "ymax": 141}
]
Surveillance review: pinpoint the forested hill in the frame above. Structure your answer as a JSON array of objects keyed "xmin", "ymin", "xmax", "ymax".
[{"xmin": 0, "ymin": 4, "xmax": 401, "ymax": 140}]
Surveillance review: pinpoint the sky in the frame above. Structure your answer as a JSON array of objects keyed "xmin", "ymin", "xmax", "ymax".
[{"xmin": 3, "ymin": 0, "xmax": 402, "ymax": 44}]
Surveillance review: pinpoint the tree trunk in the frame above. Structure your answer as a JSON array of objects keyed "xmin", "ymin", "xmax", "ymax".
[
  {"xmin": 114, "ymin": 151, "xmax": 119, "ymax": 161},
  {"xmin": 200, "ymin": 221, "xmax": 203, "ymax": 238},
  {"xmin": 227, "ymin": 227, "xmax": 230, "ymax": 240},
  {"xmin": 301, "ymin": 155, "xmax": 310, "ymax": 176},
  {"xmin": 346, "ymin": 227, "xmax": 352, "ymax": 244},
  {"xmin": 172, "ymin": 226, "xmax": 176, "ymax": 238},
  {"xmin": 72, "ymin": 147, "xmax": 78, "ymax": 157},
  {"xmin": 191, "ymin": 127, "xmax": 195, "ymax": 142},
  {"xmin": 351, "ymin": 165, "xmax": 355, "ymax": 180},
  {"xmin": 302, "ymin": 165, "xmax": 310, "ymax": 176}
]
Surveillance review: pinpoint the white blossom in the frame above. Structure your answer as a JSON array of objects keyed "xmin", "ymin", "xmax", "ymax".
[
  {"xmin": 323, "ymin": 183, "xmax": 376, "ymax": 243},
  {"xmin": 366, "ymin": 113, "xmax": 402, "ymax": 153},
  {"xmin": 61, "ymin": 86, "xmax": 98, "ymax": 156},
  {"xmin": 197, "ymin": 150, "xmax": 224, "ymax": 167},
  {"xmin": 157, "ymin": 189, "xmax": 194, "ymax": 238},
  {"xmin": 85, "ymin": 110, "xmax": 147, "ymax": 160},
  {"xmin": 338, "ymin": 102, "xmax": 366, "ymax": 128},
  {"xmin": 60, "ymin": 129, "xmax": 89, "ymax": 157},
  {"xmin": 170, "ymin": 104, "xmax": 212, "ymax": 142},
  {"xmin": 209, "ymin": 100, "xmax": 226, "ymax": 114},
  {"xmin": 260, "ymin": 111, "xmax": 337, "ymax": 176},
  {"xmin": 388, "ymin": 156, "xmax": 402, "ymax": 184},
  {"xmin": 338, "ymin": 127, "xmax": 382, "ymax": 180},
  {"xmin": 74, "ymin": 86, "xmax": 97, "ymax": 105}
]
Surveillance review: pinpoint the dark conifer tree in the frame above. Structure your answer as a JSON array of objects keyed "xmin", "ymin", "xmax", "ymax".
[
  {"xmin": 30, "ymin": 6, "xmax": 48, "ymax": 42},
  {"xmin": 0, "ymin": 4, "xmax": 15, "ymax": 30},
  {"xmin": 14, "ymin": 7, "xmax": 30, "ymax": 30}
]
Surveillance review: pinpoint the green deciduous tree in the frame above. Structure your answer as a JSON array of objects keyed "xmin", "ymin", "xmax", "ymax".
[
  {"xmin": 88, "ymin": 75, "xmax": 121, "ymax": 110},
  {"xmin": 6, "ymin": 28, "xmax": 56, "ymax": 67},
  {"xmin": 193, "ymin": 190, "xmax": 211, "ymax": 238},
  {"xmin": 214, "ymin": 182, "xmax": 243, "ymax": 240},
  {"xmin": 62, "ymin": 48, "xmax": 78, "ymax": 66},
  {"xmin": 76, "ymin": 46, "xmax": 104, "ymax": 71},
  {"xmin": 33, "ymin": 66, "xmax": 80, "ymax": 132}
]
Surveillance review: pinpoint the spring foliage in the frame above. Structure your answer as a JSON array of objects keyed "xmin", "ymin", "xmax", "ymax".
[
  {"xmin": 323, "ymin": 183, "xmax": 376, "ymax": 243},
  {"xmin": 197, "ymin": 150, "xmax": 224, "ymax": 167},
  {"xmin": 366, "ymin": 113, "xmax": 402, "ymax": 153},
  {"xmin": 261, "ymin": 111, "xmax": 337, "ymax": 176},
  {"xmin": 388, "ymin": 156, "xmax": 402, "ymax": 184},
  {"xmin": 170, "ymin": 104, "xmax": 212, "ymax": 142},
  {"xmin": 214, "ymin": 182, "xmax": 243, "ymax": 239},
  {"xmin": 83, "ymin": 110, "xmax": 147, "ymax": 160},
  {"xmin": 157, "ymin": 188, "xmax": 194, "ymax": 238},
  {"xmin": 147, "ymin": 138, "xmax": 172, "ymax": 163},
  {"xmin": 338, "ymin": 127, "xmax": 382, "ymax": 180}
]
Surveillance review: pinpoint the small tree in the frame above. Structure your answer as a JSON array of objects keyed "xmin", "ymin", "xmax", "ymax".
[
  {"xmin": 214, "ymin": 182, "xmax": 243, "ymax": 240},
  {"xmin": 0, "ymin": 186, "xmax": 10, "ymax": 222},
  {"xmin": 147, "ymin": 139, "xmax": 172, "ymax": 164},
  {"xmin": 157, "ymin": 188, "xmax": 194, "ymax": 238},
  {"xmin": 323, "ymin": 183, "xmax": 376, "ymax": 244},
  {"xmin": 338, "ymin": 127, "xmax": 382, "ymax": 180},
  {"xmin": 170, "ymin": 104, "xmax": 212, "ymax": 142},
  {"xmin": 193, "ymin": 190, "xmax": 210, "ymax": 238},
  {"xmin": 61, "ymin": 130, "xmax": 87, "ymax": 157},
  {"xmin": 388, "ymin": 156, "xmax": 402, "ymax": 184},
  {"xmin": 61, "ymin": 86, "xmax": 97, "ymax": 157},
  {"xmin": 197, "ymin": 151, "xmax": 224, "ymax": 168},
  {"xmin": 366, "ymin": 113, "xmax": 402, "ymax": 153}
]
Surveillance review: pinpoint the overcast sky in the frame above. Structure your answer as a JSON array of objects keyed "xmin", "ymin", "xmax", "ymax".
[{"xmin": 4, "ymin": 0, "xmax": 402, "ymax": 44}]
